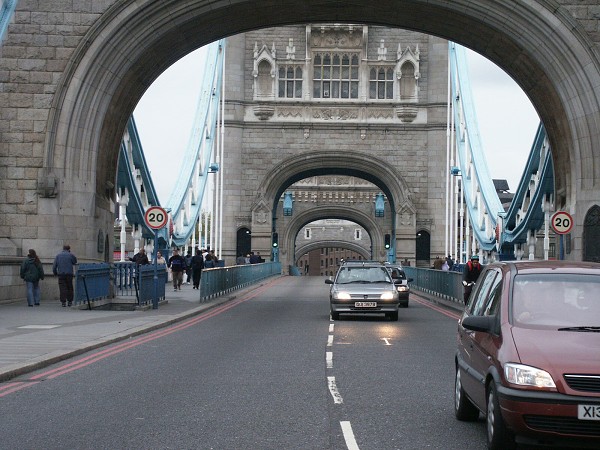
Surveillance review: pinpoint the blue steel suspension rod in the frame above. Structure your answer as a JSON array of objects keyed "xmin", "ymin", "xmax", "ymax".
[
  {"xmin": 449, "ymin": 43, "xmax": 506, "ymax": 252},
  {"xmin": 165, "ymin": 40, "xmax": 225, "ymax": 248}
]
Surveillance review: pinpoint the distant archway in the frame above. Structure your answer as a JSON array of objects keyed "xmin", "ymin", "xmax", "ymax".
[
  {"xmin": 415, "ymin": 230, "xmax": 431, "ymax": 267},
  {"xmin": 583, "ymin": 205, "xmax": 600, "ymax": 262},
  {"xmin": 236, "ymin": 227, "xmax": 252, "ymax": 258}
]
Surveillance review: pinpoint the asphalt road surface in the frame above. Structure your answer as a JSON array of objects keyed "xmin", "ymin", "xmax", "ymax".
[{"xmin": 0, "ymin": 276, "xmax": 489, "ymax": 449}]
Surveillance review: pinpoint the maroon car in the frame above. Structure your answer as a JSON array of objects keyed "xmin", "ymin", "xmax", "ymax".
[{"xmin": 455, "ymin": 260, "xmax": 600, "ymax": 449}]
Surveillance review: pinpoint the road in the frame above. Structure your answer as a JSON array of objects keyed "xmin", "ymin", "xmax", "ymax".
[{"xmin": 0, "ymin": 276, "xmax": 488, "ymax": 449}]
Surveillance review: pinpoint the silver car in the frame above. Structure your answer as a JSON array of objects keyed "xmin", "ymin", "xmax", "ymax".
[{"xmin": 326, "ymin": 261, "xmax": 400, "ymax": 321}]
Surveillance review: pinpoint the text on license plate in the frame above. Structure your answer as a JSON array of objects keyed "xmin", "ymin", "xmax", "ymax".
[
  {"xmin": 578, "ymin": 404, "xmax": 600, "ymax": 420},
  {"xmin": 355, "ymin": 302, "xmax": 377, "ymax": 308}
]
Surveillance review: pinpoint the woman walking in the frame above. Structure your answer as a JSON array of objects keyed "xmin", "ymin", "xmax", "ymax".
[{"xmin": 20, "ymin": 249, "xmax": 45, "ymax": 307}]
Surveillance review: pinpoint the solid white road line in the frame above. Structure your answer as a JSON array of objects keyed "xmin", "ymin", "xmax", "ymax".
[
  {"xmin": 327, "ymin": 376, "xmax": 343, "ymax": 404},
  {"xmin": 340, "ymin": 421, "xmax": 360, "ymax": 450},
  {"xmin": 326, "ymin": 351, "xmax": 333, "ymax": 368}
]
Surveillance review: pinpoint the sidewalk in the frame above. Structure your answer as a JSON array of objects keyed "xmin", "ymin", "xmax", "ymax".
[{"xmin": 0, "ymin": 282, "xmax": 264, "ymax": 382}]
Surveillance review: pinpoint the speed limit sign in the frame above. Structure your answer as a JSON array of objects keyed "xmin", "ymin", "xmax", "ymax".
[
  {"xmin": 144, "ymin": 206, "xmax": 168, "ymax": 230},
  {"xmin": 551, "ymin": 211, "xmax": 573, "ymax": 235}
]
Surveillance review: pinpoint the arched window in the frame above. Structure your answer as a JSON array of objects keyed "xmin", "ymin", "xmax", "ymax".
[
  {"xmin": 369, "ymin": 67, "xmax": 394, "ymax": 99},
  {"xmin": 313, "ymin": 52, "xmax": 359, "ymax": 99},
  {"xmin": 278, "ymin": 66, "xmax": 303, "ymax": 98}
]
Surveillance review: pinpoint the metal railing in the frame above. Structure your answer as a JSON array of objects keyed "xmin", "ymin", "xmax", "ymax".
[
  {"xmin": 75, "ymin": 263, "xmax": 111, "ymax": 306},
  {"xmin": 403, "ymin": 266, "xmax": 464, "ymax": 305},
  {"xmin": 113, "ymin": 262, "xmax": 167, "ymax": 305},
  {"xmin": 200, "ymin": 262, "xmax": 282, "ymax": 301}
]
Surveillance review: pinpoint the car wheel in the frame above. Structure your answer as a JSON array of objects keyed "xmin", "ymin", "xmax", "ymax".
[
  {"xmin": 486, "ymin": 383, "xmax": 516, "ymax": 450},
  {"xmin": 331, "ymin": 310, "xmax": 340, "ymax": 320},
  {"xmin": 454, "ymin": 367, "xmax": 479, "ymax": 421},
  {"xmin": 388, "ymin": 311, "xmax": 398, "ymax": 321}
]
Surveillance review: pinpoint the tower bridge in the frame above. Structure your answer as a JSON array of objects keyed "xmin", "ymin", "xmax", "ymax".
[{"xmin": 2, "ymin": 1, "xmax": 600, "ymax": 302}]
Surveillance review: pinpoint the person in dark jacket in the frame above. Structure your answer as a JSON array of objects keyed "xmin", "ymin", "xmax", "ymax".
[
  {"xmin": 20, "ymin": 249, "xmax": 45, "ymax": 307},
  {"xmin": 52, "ymin": 245, "xmax": 77, "ymax": 307},
  {"xmin": 191, "ymin": 249, "xmax": 204, "ymax": 290},
  {"xmin": 168, "ymin": 248, "xmax": 187, "ymax": 291},
  {"xmin": 462, "ymin": 254, "xmax": 483, "ymax": 304},
  {"xmin": 130, "ymin": 248, "xmax": 149, "ymax": 266}
]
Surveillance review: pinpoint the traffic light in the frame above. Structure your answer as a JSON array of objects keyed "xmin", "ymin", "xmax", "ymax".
[
  {"xmin": 384, "ymin": 234, "xmax": 391, "ymax": 249},
  {"xmin": 272, "ymin": 232, "xmax": 278, "ymax": 248}
]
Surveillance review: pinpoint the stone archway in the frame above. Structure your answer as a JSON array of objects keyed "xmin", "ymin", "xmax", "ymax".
[
  {"xmin": 295, "ymin": 240, "xmax": 371, "ymax": 263},
  {"xmin": 282, "ymin": 206, "xmax": 385, "ymax": 270},
  {"xmin": 5, "ymin": 0, "xmax": 595, "ymax": 264}
]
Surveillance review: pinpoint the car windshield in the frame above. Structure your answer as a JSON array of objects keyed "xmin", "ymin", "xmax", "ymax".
[
  {"xmin": 336, "ymin": 267, "xmax": 392, "ymax": 284},
  {"xmin": 512, "ymin": 274, "xmax": 600, "ymax": 329}
]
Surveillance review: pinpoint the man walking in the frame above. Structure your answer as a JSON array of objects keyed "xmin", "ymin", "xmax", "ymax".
[
  {"xmin": 168, "ymin": 248, "xmax": 187, "ymax": 291},
  {"xmin": 53, "ymin": 245, "xmax": 78, "ymax": 307}
]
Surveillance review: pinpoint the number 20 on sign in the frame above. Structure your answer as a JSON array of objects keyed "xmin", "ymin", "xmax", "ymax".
[
  {"xmin": 145, "ymin": 206, "xmax": 168, "ymax": 230},
  {"xmin": 551, "ymin": 211, "xmax": 574, "ymax": 235}
]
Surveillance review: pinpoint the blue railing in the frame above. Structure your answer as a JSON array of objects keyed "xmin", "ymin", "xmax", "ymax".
[
  {"xmin": 75, "ymin": 263, "xmax": 111, "ymax": 305},
  {"xmin": 200, "ymin": 262, "xmax": 282, "ymax": 301},
  {"xmin": 113, "ymin": 262, "xmax": 167, "ymax": 305},
  {"xmin": 403, "ymin": 266, "xmax": 464, "ymax": 305},
  {"xmin": 137, "ymin": 264, "xmax": 167, "ymax": 305}
]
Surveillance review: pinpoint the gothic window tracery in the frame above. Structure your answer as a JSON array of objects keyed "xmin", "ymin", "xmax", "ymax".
[
  {"xmin": 369, "ymin": 67, "xmax": 394, "ymax": 100},
  {"xmin": 313, "ymin": 52, "xmax": 359, "ymax": 99},
  {"xmin": 399, "ymin": 61, "xmax": 417, "ymax": 100},
  {"xmin": 278, "ymin": 65, "xmax": 303, "ymax": 98}
]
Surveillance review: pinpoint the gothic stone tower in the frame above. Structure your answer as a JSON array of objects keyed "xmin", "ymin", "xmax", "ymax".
[{"xmin": 220, "ymin": 25, "xmax": 449, "ymax": 268}]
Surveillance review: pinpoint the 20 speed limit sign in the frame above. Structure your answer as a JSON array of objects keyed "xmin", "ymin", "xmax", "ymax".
[
  {"xmin": 551, "ymin": 211, "xmax": 573, "ymax": 235},
  {"xmin": 144, "ymin": 206, "xmax": 168, "ymax": 230}
]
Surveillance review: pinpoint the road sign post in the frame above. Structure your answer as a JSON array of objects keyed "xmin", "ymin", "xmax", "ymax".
[
  {"xmin": 144, "ymin": 206, "xmax": 168, "ymax": 309},
  {"xmin": 551, "ymin": 211, "xmax": 573, "ymax": 261}
]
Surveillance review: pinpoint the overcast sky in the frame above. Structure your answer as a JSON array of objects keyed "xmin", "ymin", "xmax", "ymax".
[{"xmin": 133, "ymin": 45, "xmax": 540, "ymax": 204}]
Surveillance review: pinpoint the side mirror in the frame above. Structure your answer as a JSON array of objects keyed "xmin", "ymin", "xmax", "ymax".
[
  {"xmin": 461, "ymin": 315, "xmax": 499, "ymax": 335},
  {"xmin": 325, "ymin": 279, "xmax": 334, "ymax": 284},
  {"xmin": 393, "ymin": 279, "xmax": 403, "ymax": 285},
  {"xmin": 407, "ymin": 278, "xmax": 414, "ymax": 283}
]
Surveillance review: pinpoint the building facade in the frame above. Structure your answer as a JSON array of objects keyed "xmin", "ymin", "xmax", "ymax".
[{"xmin": 221, "ymin": 24, "xmax": 449, "ymax": 268}]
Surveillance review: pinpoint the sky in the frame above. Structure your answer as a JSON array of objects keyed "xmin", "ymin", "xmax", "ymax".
[{"xmin": 133, "ymin": 44, "xmax": 540, "ymax": 205}]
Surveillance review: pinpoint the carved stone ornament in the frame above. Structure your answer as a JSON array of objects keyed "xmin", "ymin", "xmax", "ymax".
[
  {"xmin": 255, "ymin": 211, "xmax": 268, "ymax": 224},
  {"xmin": 254, "ymin": 103, "xmax": 275, "ymax": 120},
  {"xmin": 395, "ymin": 105, "xmax": 418, "ymax": 123}
]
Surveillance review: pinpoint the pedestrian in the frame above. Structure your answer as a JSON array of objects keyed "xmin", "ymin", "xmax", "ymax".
[
  {"xmin": 191, "ymin": 249, "xmax": 204, "ymax": 290},
  {"xmin": 52, "ymin": 244, "xmax": 78, "ymax": 307},
  {"xmin": 249, "ymin": 251, "xmax": 260, "ymax": 264},
  {"xmin": 20, "ymin": 249, "xmax": 45, "ymax": 307},
  {"xmin": 236, "ymin": 253, "xmax": 246, "ymax": 265},
  {"xmin": 433, "ymin": 256, "xmax": 444, "ymax": 270},
  {"xmin": 130, "ymin": 248, "xmax": 149, "ymax": 266},
  {"xmin": 155, "ymin": 250, "xmax": 166, "ymax": 266},
  {"xmin": 446, "ymin": 254, "xmax": 454, "ymax": 270},
  {"xmin": 168, "ymin": 248, "xmax": 186, "ymax": 291},
  {"xmin": 441, "ymin": 260, "xmax": 449, "ymax": 271},
  {"xmin": 462, "ymin": 254, "xmax": 483, "ymax": 304},
  {"xmin": 184, "ymin": 250, "xmax": 193, "ymax": 284}
]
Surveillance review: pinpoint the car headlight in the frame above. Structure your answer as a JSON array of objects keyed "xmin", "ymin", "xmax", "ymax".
[
  {"xmin": 380, "ymin": 291, "xmax": 396, "ymax": 300},
  {"xmin": 397, "ymin": 286, "xmax": 408, "ymax": 292},
  {"xmin": 504, "ymin": 363, "xmax": 556, "ymax": 389},
  {"xmin": 334, "ymin": 291, "xmax": 351, "ymax": 300}
]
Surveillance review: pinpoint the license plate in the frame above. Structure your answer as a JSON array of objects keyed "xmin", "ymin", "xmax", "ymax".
[
  {"xmin": 355, "ymin": 301, "xmax": 377, "ymax": 308},
  {"xmin": 578, "ymin": 404, "xmax": 600, "ymax": 420}
]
